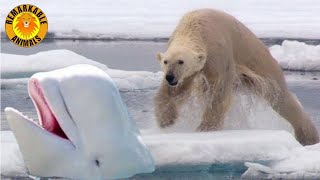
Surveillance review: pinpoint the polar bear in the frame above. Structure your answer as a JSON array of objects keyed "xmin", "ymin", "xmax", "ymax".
[{"xmin": 154, "ymin": 9, "xmax": 319, "ymax": 145}]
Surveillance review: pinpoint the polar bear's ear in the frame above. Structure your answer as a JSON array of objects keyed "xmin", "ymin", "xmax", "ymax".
[{"xmin": 156, "ymin": 53, "xmax": 164, "ymax": 61}]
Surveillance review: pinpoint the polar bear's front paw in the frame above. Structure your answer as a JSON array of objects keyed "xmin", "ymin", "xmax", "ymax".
[
  {"xmin": 157, "ymin": 105, "xmax": 177, "ymax": 128},
  {"xmin": 197, "ymin": 117, "xmax": 222, "ymax": 132},
  {"xmin": 197, "ymin": 123, "xmax": 214, "ymax": 132},
  {"xmin": 159, "ymin": 118, "xmax": 175, "ymax": 128}
]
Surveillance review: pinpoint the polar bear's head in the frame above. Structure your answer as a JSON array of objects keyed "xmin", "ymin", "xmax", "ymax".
[{"xmin": 157, "ymin": 47, "xmax": 206, "ymax": 86}]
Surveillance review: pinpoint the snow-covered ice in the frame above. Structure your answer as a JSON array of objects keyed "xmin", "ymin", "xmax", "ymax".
[
  {"xmin": 1, "ymin": 50, "xmax": 108, "ymax": 78},
  {"xmin": 270, "ymin": 40, "xmax": 320, "ymax": 71},
  {"xmin": 2, "ymin": 130, "xmax": 320, "ymax": 178},
  {"xmin": 143, "ymin": 130, "xmax": 301, "ymax": 166},
  {"xmin": 1, "ymin": 131, "xmax": 27, "ymax": 177},
  {"xmin": 1, "ymin": 50, "xmax": 163, "ymax": 90},
  {"xmin": 1, "ymin": 0, "xmax": 320, "ymax": 39},
  {"xmin": 242, "ymin": 144, "xmax": 320, "ymax": 179}
]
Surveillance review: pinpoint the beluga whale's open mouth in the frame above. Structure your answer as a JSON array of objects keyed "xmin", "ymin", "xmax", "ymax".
[
  {"xmin": 29, "ymin": 78, "xmax": 67, "ymax": 139},
  {"xmin": 5, "ymin": 64, "xmax": 155, "ymax": 179}
]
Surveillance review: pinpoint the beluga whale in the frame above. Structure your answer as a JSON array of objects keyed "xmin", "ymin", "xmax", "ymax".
[{"xmin": 5, "ymin": 64, "xmax": 155, "ymax": 179}]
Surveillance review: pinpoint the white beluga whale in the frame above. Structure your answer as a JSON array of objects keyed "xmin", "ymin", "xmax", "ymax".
[{"xmin": 5, "ymin": 64, "xmax": 155, "ymax": 179}]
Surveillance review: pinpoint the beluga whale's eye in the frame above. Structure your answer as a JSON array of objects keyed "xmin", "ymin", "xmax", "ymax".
[
  {"xmin": 95, "ymin": 159, "xmax": 100, "ymax": 167},
  {"xmin": 178, "ymin": 60, "xmax": 184, "ymax": 65},
  {"xmin": 164, "ymin": 60, "xmax": 168, "ymax": 64}
]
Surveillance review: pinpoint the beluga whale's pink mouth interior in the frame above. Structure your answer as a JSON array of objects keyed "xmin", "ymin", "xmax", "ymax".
[{"xmin": 29, "ymin": 79, "xmax": 68, "ymax": 139}]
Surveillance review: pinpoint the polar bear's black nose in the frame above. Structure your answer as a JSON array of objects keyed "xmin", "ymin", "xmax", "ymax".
[
  {"xmin": 166, "ymin": 74, "xmax": 177, "ymax": 86},
  {"xmin": 166, "ymin": 74, "xmax": 174, "ymax": 82}
]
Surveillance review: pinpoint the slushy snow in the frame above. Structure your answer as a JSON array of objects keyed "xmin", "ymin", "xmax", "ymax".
[{"xmin": 1, "ymin": 0, "xmax": 320, "ymax": 39}]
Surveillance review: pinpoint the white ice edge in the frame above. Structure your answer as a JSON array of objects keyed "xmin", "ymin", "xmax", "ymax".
[
  {"xmin": 1, "ymin": 49, "xmax": 163, "ymax": 90},
  {"xmin": 242, "ymin": 144, "xmax": 320, "ymax": 179},
  {"xmin": 2, "ymin": 130, "xmax": 320, "ymax": 178},
  {"xmin": 1, "ymin": 0, "xmax": 320, "ymax": 39}
]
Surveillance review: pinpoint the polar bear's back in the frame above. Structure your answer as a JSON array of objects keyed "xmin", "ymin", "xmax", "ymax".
[{"xmin": 170, "ymin": 8, "xmax": 284, "ymax": 84}]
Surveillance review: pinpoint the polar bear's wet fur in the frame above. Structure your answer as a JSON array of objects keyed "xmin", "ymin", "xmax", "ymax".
[{"xmin": 154, "ymin": 9, "xmax": 319, "ymax": 145}]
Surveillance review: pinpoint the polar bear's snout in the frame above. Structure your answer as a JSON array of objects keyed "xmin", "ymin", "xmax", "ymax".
[{"xmin": 166, "ymin": 73, "xmax": 178, "ymax": 86}]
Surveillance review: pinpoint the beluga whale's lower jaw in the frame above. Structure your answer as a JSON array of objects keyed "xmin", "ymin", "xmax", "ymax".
[{"xmin": 5, "ymin": 64, "xmax": 155, "ymax": 179}]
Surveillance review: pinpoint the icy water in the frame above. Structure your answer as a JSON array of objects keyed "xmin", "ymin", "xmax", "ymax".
[
  {"xmin": 1, "ymin": 39, "xmax": 320, "ymax": 180},
  {"xmin": 2, "ymin": 38, "xmax": 320, "ymax": 72}
]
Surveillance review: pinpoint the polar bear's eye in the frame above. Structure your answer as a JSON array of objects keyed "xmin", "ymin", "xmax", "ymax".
[
  {"xmin": 164, "ymin": 60, "xmax": 168, "ymax": 64},
  {"xmin": 178, "ymin": 60, "xmax": 184, "ymax": 65}
]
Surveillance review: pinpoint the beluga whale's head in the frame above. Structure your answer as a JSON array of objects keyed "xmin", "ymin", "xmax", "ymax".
[{"xmin": 5, "ymin": 64, "xmax": 155, "ymax": 179}]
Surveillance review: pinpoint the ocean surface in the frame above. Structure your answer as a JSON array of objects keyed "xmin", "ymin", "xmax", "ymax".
[
  {"xmin": 2, "ymin": 38, "xmax": 320, "ymax": 72},
  {"xmin": 1, "ymin": 38, "xmax": 320, "ymax": 179}
]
